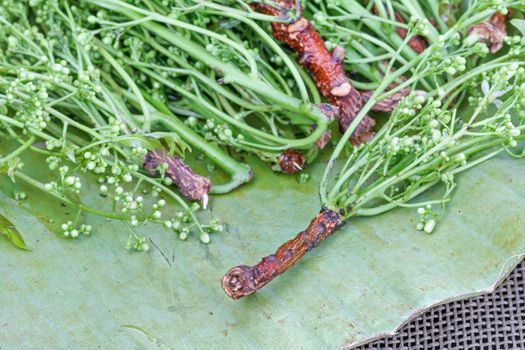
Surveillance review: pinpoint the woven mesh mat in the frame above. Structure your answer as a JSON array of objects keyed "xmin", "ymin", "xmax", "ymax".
[{"xmin": 356, "ymin": 259, "xmax": 525, "ymax": 349}]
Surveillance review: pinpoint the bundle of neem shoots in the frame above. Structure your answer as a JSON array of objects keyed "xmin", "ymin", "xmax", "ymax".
[
  {"xmin": 0, "ymin": 0, "xmax": 333, "ymax": 245},
  {"xmin": 221, "ymin": 0, "xmax": 525, "ymax": 298},
  {"xmin": 0, "ymin": 0, "xmax": 524, "ymax": 299}
]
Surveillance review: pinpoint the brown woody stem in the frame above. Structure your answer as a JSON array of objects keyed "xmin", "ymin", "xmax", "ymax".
[
  {"xmin": 361, "ymin": 88, "xmax": 411, "ymax": 113},
  {"xmin": 467, "ymin": 12, "xmax": 508, "ymax": 53},
  {"xmin": 252, "ymin": 0, "xmax": 375, "ymax": 145},
  {"xmin": 278, "ymin": 149, "xmax": 306, "ymax": 174},
  {"xmin": 143, "ymin": 150, "xmax": 211, "ymax": 207},
  {"xmin": 221, "ymin": 208, "xmax": 344, "ymax": 299}
]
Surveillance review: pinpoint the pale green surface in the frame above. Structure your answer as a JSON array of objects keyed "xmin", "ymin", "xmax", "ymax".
[{"xmin": 0, "ymin": 154, "xmax": 524, "ymax": 349}]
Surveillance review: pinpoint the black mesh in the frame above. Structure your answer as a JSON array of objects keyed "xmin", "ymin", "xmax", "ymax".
[{"xmin": 356, "ymin": 260, "xmax": 525, "ymax": 349}]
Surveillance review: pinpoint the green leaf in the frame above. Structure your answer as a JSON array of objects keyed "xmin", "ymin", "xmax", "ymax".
[
  {"xmin": 62, "ymin": 144, "xmax": 76, "ymax": 163},
  {"xmin": 117, "ymin": 133, "xmax": 191, "ymax": 157},
  {"xmin": 0, "ymin": 147, "xmax": 524, "ymax": 348},
  {"xmin": 145, "ymin": 131, "xmax": 191, "ymax": 157},
  {"xmin": 511, "ymin": 19, "xmax": 525, "ymax": 37},
  {"xmin": 0, "ymin": 214, "xmax": 29, "ymax": 250},
  {"xmin": 0, "ymin": 157, "xmax": 23, "ymax": 182}
]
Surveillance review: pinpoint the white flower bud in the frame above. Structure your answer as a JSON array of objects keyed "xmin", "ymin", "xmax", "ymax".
[
  {"xmin": 454, "ymin": 153, "xmax": 466, "ymax": 162},
  {"xmin": 65, "ymin": 176, "xmax": 76, "ymax": 186},
  {"xmin": 391, "ymin": 137, "xmax": 399, "ymax": 146},
  {"xmin": 424, "ymin": 219, "xmax": 436, "ymax": 233},
  {"xmin": 509, "ymin": 128, "xmax": 521, "ymax": 137},
  {"xmin": 429, "ymin": 119, "xmax": 439, "ymax": 128},
  {"xmin": 432, "ymin": 129, "xmax": 441, "ymax": 141}
]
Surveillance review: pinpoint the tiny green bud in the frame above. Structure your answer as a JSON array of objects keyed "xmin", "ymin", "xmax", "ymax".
[
  {"xmin": 191, "ymin": 202, "xmax": 200, "ymax": 211},
  {"xmin": 200, "ymin": 232, "xmax": 210, "ymax": 244}
]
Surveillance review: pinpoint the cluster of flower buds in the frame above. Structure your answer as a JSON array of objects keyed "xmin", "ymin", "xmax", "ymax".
[
  {"xmin": 61, "ymin": 221, "xmax": 92, "ymax": 238},
  {"xmin": 416, "ymin": 205, "xmax": 437, "ymax": 234},
  {"xmin": 126, "ymin": 234, "xmax": 150, "ymax": 252}
]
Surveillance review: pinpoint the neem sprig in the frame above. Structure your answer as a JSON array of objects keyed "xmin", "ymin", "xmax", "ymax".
[{"xmin": 223, "ymin": 2, "xmax": 525, "ymax": 298}]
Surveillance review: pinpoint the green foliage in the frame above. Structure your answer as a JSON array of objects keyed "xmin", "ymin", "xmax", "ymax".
[
  {"xmin": 315, "ymin": 1, "xmax": 525, "ymax": 238},
  {"xmin": 0, "ymin": 214, "xmax": 28, "ymax": 250},
  {"xmin": 0, "ymin": 157, "xmax": 22, "ymax": 182}
]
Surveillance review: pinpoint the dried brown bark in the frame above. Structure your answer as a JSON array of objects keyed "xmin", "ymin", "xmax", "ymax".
[
  {"xmin": 360, "ymin": 60, "xmax": 417, "ymax": 113},
  {"xmin": 313, "ymin": 104, "xmax": 336, "ymax": 149},
  {"xmin": 222, "ymin": 208, "xmax": 344, "ymax": 299},
  {"xmin": 278, "ymin": 149, "xmax": 305, "ymax": 174},
  {"xmin": 315, "ymin": 129, "xmax": 332, "ymax": 149},
  {"xmin": 361, "ymin": 88, "xmax": 411, "ymax": 113},
  {"xmin": 467, "ymin": 12, "xmax": 508, "ymax": 53},
  {"xmin": 143, "ymin": 150, "xmax": 211, "ymax": 208},
  {"xmin": 252, "ymin": 1, "xmax": 375, "ymax": 145}
]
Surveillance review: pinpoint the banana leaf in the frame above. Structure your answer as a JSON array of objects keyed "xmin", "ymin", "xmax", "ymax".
[{"xmin": 0, "ymin": 151, "xmax": 524, "ymax": 349}]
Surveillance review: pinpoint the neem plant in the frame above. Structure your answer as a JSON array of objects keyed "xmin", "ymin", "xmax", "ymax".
[
  {"xmin": 222, "ymin": 2, "xmax": 525, "ymax": 299},
  {"xmin": 301, "ymin": 0, "xmax": 512, "ymax": 113},
  {"xmin": 0, "ymin": 0, "xmax": 245, "ymax": 244},
  {"xmin": 250, "ymin": 0, "xmax": 377, "ymax": 145},
  {"xmin": 246, "ymin": 0, "xmax": 478, "ymax": 145},
  {"xmin": 85, "ymin": 0, "xmax": 334, "ymax": 173}
]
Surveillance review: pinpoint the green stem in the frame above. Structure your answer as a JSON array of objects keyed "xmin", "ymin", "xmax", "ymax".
[
  {"xmin": 0, "ymin": 136, "xmax": 36, "ymax": 164},
  {"xmin": 97, "ymin": 44, "xmax": 151, "ymax": 131},
  {"xmin": 15, "ymin": 172, "xmax": 132, "ymax": 221},
  {"xmin": 89, "ymin": 0, "xmax": 328, "ymax": 125},
  {"xmin": 143, "ymin": 95, "xmax": 253, "ymax": 194}
]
